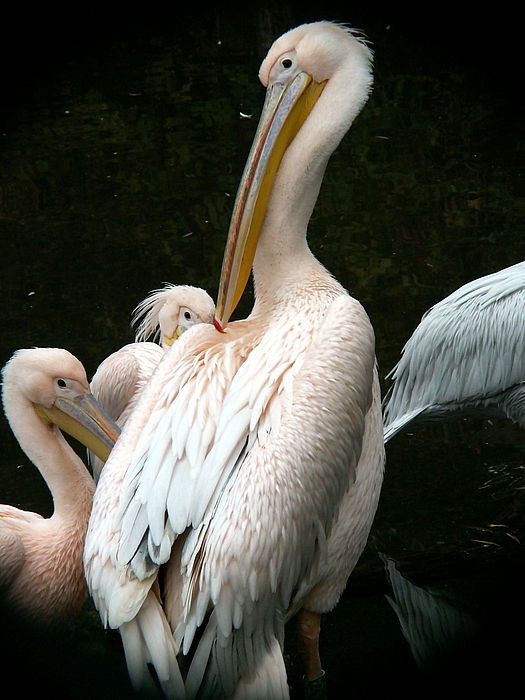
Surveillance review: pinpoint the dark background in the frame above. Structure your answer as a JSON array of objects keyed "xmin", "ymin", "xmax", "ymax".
[{"xmin": 1, "ymin": 3, "xmax": 523, "ymax": 698}]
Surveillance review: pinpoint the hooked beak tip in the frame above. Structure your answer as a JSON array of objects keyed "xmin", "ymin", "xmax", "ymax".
[{"xmin": 213, "ymin": 317, "xmax": 226, "ymax": 333}]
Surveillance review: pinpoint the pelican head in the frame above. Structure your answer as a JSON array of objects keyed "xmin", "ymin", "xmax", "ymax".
[
  {"xmin": 132, "ymin": 284, "xmax": 216, "ymax": 348},
  {"xmin": 4, "ymin": 347, "xmax": 120, "ymax": 463},
  {"xmin": 215, "ymin": 22, "xmax": 373, "ymax": 329}
]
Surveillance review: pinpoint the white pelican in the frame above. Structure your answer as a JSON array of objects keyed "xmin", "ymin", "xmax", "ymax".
[
  {"xmin": 89, "ymin": 285, "xmax": 215, "ymax": 481},
  {"xmin": 85, "ymin": 21, "xmax": 384, "ymax": 699},
  {"xmin": 91, "ymin": 283, "xmax": 215, "ymax": 425},
  {"xmin": 383, "ymin": 260, "xmax": 525, "ymax": 442},
  {"xmin": 0, "ymin": 347, "xmax": 119, "ymax": 629}
]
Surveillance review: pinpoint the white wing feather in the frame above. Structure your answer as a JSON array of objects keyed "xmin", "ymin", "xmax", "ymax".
[
  {"xmin": 177, "ymin": 294, "xmax": 377, "ymax": 697},
  {"xmin": 85, "ymin": 323, "xmax": 219, "ymax": 628}
]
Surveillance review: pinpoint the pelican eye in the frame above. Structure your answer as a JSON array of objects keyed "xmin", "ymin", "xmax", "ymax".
[
  {"xmin": 57, "ymin": 378, "xmax": 67, "ymax": 388},
  {"xmin": 184, "ymin": 311, "xmax": 191, "ymax": 320},
  {"xmin": 281, "ymin": 58, "xmax": 293, "ymax": 69}
]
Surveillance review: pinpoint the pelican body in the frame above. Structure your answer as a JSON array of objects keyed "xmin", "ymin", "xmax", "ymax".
[
  {"xmin": 383, "ymin": 261, "xmax": 525, "ymax": 442},
  {"xmin": 0, "ymin": 348, "xmax": 119, "ymax": 629},
  {"xmin": 85, "ymin": 22, "xmax": 384, "ymax": 699}
]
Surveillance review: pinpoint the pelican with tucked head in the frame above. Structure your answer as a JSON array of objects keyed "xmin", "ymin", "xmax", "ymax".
[
  {"xmin": 89, "ymin": 284, "xmax": 215, "ymax": 481},
  {"xmin": 85, "ymin": 21, "xmax": 384, "ymax": 699},
  {"xmin": 132, "ymin": 283, "xmax": 216, "ymax": 349},
  {"xmin": 0, "ymin": 348, "xmax": 119, "ymax": 629}
]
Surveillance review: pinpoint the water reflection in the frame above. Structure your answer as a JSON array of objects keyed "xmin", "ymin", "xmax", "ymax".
[
  {"xmin": 383, "ymin": 554, "xmax": 481, "ymax": 672},
  {"xmin": 1, "ymin": 7, "xmax": 524, "ymax": 698}
]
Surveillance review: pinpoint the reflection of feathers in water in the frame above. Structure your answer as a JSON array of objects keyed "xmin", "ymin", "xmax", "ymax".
[{"xmin": 382, "ymin": 555, "xmax": 480, "ymax": 671}]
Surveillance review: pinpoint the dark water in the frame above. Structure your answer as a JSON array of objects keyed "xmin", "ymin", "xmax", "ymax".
[{"xmin": 1, "ymin": 3, "xmax": 524, "ymax": 697}]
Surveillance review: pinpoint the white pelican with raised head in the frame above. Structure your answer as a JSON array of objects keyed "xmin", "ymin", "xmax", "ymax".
[{"xmin": 85, "ymin": 21, "xmax": 385, "ymax": 699}]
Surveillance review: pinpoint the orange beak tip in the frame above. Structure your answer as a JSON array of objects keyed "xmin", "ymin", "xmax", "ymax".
[{"xmin": 213, "ymin": 317, "xmax": 226, "ymax": 333}]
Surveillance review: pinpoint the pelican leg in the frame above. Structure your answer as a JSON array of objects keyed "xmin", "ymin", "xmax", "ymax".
[{"xmin": 297, "ymin": 609, "xmax": 327, "ymax": 698}]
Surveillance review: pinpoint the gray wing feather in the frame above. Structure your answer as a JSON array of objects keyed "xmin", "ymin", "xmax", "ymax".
[{"xmin": 383, "ymin": 262, "xmax": 525, "ymax": 440}]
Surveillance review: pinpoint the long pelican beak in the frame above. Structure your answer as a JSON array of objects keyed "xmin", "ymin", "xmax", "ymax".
[
  {"xmin": 214, "ymin": 71, "xmax": 326, "ymax": 330},
  {"xmin": 34, "ymin": 394, "xmax": 121, "ymax": 463}
]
